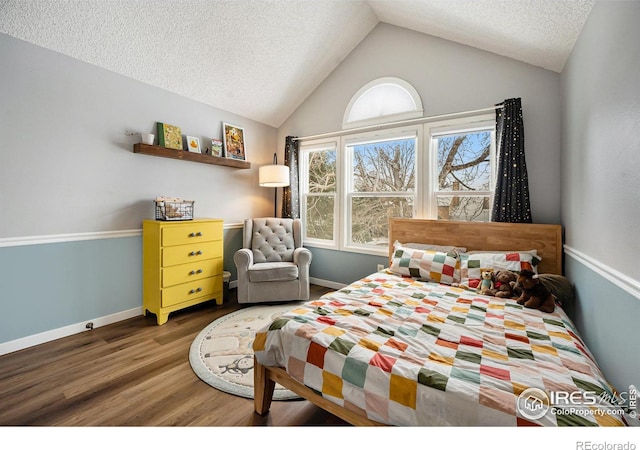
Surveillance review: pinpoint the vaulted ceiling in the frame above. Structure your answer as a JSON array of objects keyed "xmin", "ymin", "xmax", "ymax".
[{"xmin": 0, "ymin": 0, "xmax": 595, "ymax": 127}]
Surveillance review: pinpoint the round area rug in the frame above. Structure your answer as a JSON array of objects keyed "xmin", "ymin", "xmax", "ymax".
[{"xmin": 189, "ymin": 302, "xmax": 303, "ymax": 400}]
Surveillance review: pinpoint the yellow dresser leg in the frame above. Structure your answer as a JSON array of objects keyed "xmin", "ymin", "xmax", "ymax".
[{"xmin": 157, "ymin": 313, "xmax": 169, "ymax": 325}]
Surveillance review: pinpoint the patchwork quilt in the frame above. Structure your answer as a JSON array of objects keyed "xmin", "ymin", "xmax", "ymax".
[{"xmin": 253, "ymin": 271, "xmax": 628, "ymax": 426}]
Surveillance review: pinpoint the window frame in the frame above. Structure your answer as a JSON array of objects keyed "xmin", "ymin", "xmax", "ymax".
[
  {"xmin": 299, "ymin": 138, "xmax": 340, "ymax": 250},
  {"xmin": 341, "ymin": 126, "xmax": 421, "ymax": 255},
  {"xmin": 423, "ymin": 114, "xmax": 497, "ymax": 221}
]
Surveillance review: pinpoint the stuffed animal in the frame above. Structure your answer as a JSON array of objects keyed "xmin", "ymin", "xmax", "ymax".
[
  {"xmin": 477, "ymin": 269, "xmax": 494, "ymax": 295},
  {"xmin": 515, "ymin": 269, "xmax": 556, "ymax": 313},
  {"xmin": 491, "ymin": 270, "xmax": 519, "ymax": 298},
  {"xmin": 511, "ymin": 278, "xmax": 523, "ymax": 299}
]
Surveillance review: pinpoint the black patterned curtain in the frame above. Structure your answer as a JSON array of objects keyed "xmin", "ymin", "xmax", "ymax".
[
  {"xmin": 282, "ymin": 136, "xmax": 300, "ymax": 219},
  {"xmin": 491, "ymin": 98, "xmax": 532, "ymax": 223}
]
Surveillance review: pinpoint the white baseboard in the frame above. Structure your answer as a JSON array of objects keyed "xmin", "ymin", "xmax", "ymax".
[
  {"xmin": 564, "ymin": 245, "xmax": 640, "ymax": 301},
  {"xmin": 0, "ymin": 307, "xmax": 142, "ymax": 356},
  {"xmin": 0, "ymin": 275, "xmax": 340, "ymax": 357},
  {"xmin": 310, "ymin": 277, "xmax": 347, "ymax": 290}
]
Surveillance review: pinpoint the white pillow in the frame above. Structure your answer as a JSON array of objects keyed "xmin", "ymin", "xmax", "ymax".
[{"xmin": 459, "ymin": 251, "xmax": 542, "ymax": 290}]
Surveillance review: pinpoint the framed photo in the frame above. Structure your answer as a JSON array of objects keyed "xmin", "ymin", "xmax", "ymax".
[
  {"xmin": 211, "ymin": 138, "xmax": 223, "ymax": 157},
  {"xmin": 222, "ymin": 123, "xmax": 246, "ymax": 160},
  {"xmin": 186, "ymin": 136, "xmax": 201, "ymax": 153}
]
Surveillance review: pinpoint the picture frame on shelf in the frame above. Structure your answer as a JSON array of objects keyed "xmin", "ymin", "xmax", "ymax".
[
  {"xmin": 157, "ymin": 122, "xmax": 183, "ymax": 150},
  {"xmin": 222, "ymin": 123, "xmax": 246, "ymax": 161},
  {"xmin": 186, "ymin": 136, "xmax": 201, "ymax": 153},
  {"xmin": 211, "ymin": 138, "xmax": 223, "ymax": 157}
]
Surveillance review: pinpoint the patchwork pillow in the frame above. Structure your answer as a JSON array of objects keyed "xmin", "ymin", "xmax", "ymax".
[
  {"xmin": 459, "ymin": 251, "xmax": 541, "ymax": 290},
  {"xmin": 389, "ymin": 242, "xmax": 460, "ymax": 285}
]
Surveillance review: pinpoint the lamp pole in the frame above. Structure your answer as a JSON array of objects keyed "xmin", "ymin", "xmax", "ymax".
[{"xmin": 272, "ymin": 153, "xmax": 278, "ymax": 217}]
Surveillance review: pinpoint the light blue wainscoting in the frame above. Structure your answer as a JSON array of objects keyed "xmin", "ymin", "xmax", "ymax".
[
  {"xmin": 564, "ymin": 254, "xmax": 640, "ymax": 394},
  {"xmin": 0, "ymin": 227, "xmax": 245, "ymax": 353},
  {"xmin": 0, "ymin": 236, "xmax": 142, "ymax": 347}
]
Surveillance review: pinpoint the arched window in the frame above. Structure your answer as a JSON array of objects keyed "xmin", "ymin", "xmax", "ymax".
[{"xmin": 343, "ymin": 77, "xmax": 423, "ymax": 129}]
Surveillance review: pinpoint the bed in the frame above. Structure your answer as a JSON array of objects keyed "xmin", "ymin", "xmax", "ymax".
[{"xmin": 252, "ymin": 219, "xmax": 627, "ymax": 426}]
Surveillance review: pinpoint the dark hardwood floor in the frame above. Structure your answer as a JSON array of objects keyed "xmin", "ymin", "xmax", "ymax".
[{"xmin": 0, "ymin": 285, "xmax": 349, "ymax": 426}]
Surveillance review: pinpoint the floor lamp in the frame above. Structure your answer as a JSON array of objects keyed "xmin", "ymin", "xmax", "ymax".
[{"xmin": 259, "ymin": 153, "xmax": 290, "ymax": 217}]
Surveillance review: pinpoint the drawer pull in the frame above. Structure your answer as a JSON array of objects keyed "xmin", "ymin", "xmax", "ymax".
[
  {"xmin": 189, "ymin": 287, "xmax": 203, "ymax": 294},
  {"xmin": 189, "ymin": 250, "xmax": 203, "ymax": 256},
  {"xmin": 189, "ymin": 269, "xmax": 204, "ymax": 275},
  {"xmin": 189, "ymin": 232, "xmax": 204, "ymax": 237}
]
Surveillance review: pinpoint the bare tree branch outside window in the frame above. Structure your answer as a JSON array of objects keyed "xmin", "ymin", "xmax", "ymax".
[
  {"xmin": 436, "ymin": 131, "xmax": 492, "ymax": 221},
  {"xmin": 350, "ymin": 139, "xmax": 415, "ymax": 246},
  {"xmin": 306, "ymin": 150, "xmax": 336, "ymax": 240}
]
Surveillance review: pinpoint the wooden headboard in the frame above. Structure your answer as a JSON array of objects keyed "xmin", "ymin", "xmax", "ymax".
[{"xmin": 388, "ymin": 218, "xmax": 563, "ymax": 275}]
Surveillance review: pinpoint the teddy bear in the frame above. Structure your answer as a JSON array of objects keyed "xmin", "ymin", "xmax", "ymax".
[
  {"xmin": 515, "ymin": 269, "xmax": 556, "ymax": 313},
  {"xmin": 477, "ymin": 269, "xmax": 494, "ymax": 295},
  {"xmin": 485, "ymin": 270, "xmax": 519, "ymax": 299}
]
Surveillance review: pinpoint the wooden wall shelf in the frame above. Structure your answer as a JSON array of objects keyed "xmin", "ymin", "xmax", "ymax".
[{"xmin": 133, "ymin": 143, "xmax": 251, "ymax": 169}]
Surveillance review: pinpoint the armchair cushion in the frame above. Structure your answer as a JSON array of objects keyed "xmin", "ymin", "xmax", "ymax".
[{"xmin": 248, "ymin": 262, "xmax": 299, "ymax": 283}]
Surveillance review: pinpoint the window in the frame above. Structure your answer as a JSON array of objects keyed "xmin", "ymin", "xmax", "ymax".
[
  {"xmin": 345, "ymin": 129, "xmax": 418, "ymax": 251},
  {"xmin": 300, "ymin": 115, "xmax": 495, "ymax": 256},
  {"xmin": 300, "ymin": 140, "xmax": 338, "ymax": 246},
  {"xmin": 425, "ymin": 115, "xmax": 496, "ymax": 222},
  {"xmin": 343, "ymin": 77, "xmax": 423, "ymax": 129}
]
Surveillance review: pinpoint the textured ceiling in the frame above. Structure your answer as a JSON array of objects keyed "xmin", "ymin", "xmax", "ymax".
[{"xmin": 0, "ymin": 0, "xmax": 594, "ymax": 128}]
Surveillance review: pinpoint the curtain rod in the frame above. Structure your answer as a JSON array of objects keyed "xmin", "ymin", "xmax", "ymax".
[{"xmin": 292, "ymin": 105, "xmax": 503, "ymax": 142}]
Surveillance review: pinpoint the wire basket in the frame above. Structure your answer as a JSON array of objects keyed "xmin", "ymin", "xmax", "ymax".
[{"xmin": 154, "ymin": 200, "xmax": 194, "ymax": 221}]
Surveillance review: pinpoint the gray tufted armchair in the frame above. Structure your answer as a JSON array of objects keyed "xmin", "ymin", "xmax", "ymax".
[{"xmin": 233, "ymin": 218, "xmax": 312, "ymax": 304}]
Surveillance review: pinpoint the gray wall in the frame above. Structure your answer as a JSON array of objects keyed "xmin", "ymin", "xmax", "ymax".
[
  {"xmin": 278, "ymin": 23, "xmax": 563, "ymax": 284},
  {"xmin": 0, "ymin": 34, "xmax": 275, "ymax": 346},
  {"xmin": 561, "ymin": 2, "xmax": 640, "ymax": 281},
  {"xmin": 561, "ymin": 1, "xmax": 640, "ymax": 392},
  {"xmin": 0, "ymin": 34, "xmax": 277, "ymax": 238}
]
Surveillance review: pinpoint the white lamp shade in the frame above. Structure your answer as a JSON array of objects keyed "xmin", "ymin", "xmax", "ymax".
[{"xmin": 259, "ymin": 164, "xmax": 290, "ymax": 187}]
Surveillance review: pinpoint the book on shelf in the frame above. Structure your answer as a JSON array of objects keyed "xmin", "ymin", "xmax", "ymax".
[{"xmin": 157, "ymin": 122, "xmax": 183, "ymax": 150}]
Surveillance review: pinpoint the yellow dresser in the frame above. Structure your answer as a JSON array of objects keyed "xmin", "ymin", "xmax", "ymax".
[{"xmin": 143, "ymin": 218, "xmax": 224, "ymax": 325}]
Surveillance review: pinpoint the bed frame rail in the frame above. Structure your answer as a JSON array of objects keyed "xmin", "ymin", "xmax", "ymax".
[{"xmin": 254, "ymin": 357, "xmax": 384, "ymax": 426}]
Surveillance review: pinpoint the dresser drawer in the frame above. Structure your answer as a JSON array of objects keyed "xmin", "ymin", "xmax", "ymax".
[
  {"xmin": 162, "ymin": 258, "xmax": 223, "ymax": 288},
  {"xmin": 161, "ymin": 221, "xmax": 222, "ymax": 246},
  {"xmin": 161, "ymin": 276, "xmax": 222, "ymax": 308},
  {"xmin": 162, "ymin": 241, "xmax": 222, "ymax": 267}
]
